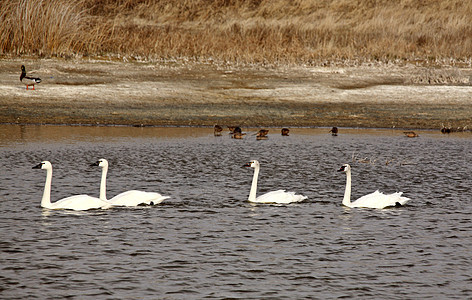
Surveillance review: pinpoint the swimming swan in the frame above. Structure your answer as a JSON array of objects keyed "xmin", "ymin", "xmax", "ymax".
[
  {"xmin": 338, "ymin": 164, "xmax": 410, "ymax": 209},
  {"xmin": 91, "ymin": 159, "xmax": 170, "ymax": 207},
  {"xmin": 32, "ymin": 161, "xmax": 111, "ymax": 210},
  {"xmin": 243, "ymin": 160, "xmax": 307, "ymax": 204}
]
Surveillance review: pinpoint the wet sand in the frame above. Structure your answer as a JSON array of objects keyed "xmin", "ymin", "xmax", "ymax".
[{"xmin": 1, "ymin": 58, "xmax": 471, "ymax": 129}]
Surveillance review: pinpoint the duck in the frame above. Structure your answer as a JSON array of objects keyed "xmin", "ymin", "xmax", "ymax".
[
  {"xmin": 243, "ymin": 160, "xmax": 307, "ymax": 204},
  {"xmin": 227, "ymin": 126, "xmax": 238, "ymax": 134},
  {"xmin": 20, "ymin": 65, "xmax": 42, "ymax": 90},
  {"xmin": 230, "ymin": 127, "xmax": 245, "ymax": 139},
  {"xmin": 337, "ymin": 164, "xmax": 410, "ymax": 209},
  {"xmin": 231, "ymin": 126, "xmax": 242, "ymax": 134},
  {"xmin": 232, "ymin": 132, "xmax": 246, "ymax": 139},
  {"xmin": 32, "ymin": 161, "xmax": 111, "ymax": 210},
  {"xmin": 214, "ymin": 125, "xmax": 223, "ymax": 136},
  {"xmin": 281, "ymin": 128, "xmax": 290, "ymax": 136},
  {"xmin": 441, "ymin": 127, "xmax": 451, "ymax": 134},
  {"xmin": 329, "ymin": 127, "xmax": 338, "ymax": 136},
  {"xmin": 403, "ymin": 131, "xmax": 419, "ymax": 138},
  {"xmin": 91, "ymin": 159, "xmax": 170, "ymax": 207},
  {"xmin": 256, "ymin": 129, "xmax": 269, "ymax": 140}
]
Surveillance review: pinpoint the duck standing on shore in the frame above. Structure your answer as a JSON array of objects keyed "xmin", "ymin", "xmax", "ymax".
[{"xmin": 20, "ymin": 65, "xmax": 41, "ymax": 90}]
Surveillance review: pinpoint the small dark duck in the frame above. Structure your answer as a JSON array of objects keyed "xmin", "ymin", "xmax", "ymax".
[
  {"xmin": 329, "ymin": 126, "xmax": 338, "ymax": 136},
  {"xmin": 229, "ymin": 126, "xmax": 242, "ymax": 134},
  {"xmin": 232, "ymin": 132, "xmax": 246, "ymax": 139},
  {"xmin": 214, "ymin": 125, "xmax": 223, "ymax": 136},
  {"xmin": 281, "ymin": 128, "xmax": 290, "ymax": 136},
  {"xmin": 256, "ymin": 129, "xmax": 269, "ymax": 140},
  {"xmin": 403, "ymin": 131, "xmax": 419, "ymax": 138},
  {"xmin": 20, "ymin": 65, "xmax": 41, "ymax": 90}
]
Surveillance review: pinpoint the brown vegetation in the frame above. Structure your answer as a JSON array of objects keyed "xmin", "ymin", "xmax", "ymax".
[{"xmin": 1, "ymin": 0, "xmax": 472, "ymax": 65}]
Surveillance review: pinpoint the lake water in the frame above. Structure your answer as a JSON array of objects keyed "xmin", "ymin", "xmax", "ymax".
[{"xmin": 1, "ymin": 125, "xmax": 471, "ymax": 299}]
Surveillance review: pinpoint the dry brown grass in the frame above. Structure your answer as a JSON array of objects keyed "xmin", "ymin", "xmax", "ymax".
[
  {"xmin": 1, "ymin": 0, "xmax": 472, "ymax": 65},
  {"xmin": 0, "ymin": 0, "xmax": 113, "ymax": 56}
]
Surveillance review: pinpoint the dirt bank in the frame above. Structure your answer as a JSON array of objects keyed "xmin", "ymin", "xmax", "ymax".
[{"xmin": 1, "ymin": 58, "xmax": 471, "ymax": 129}]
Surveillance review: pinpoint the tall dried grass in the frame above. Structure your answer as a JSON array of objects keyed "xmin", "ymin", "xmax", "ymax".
[
  {"xmin": 0, "ymin": 0, "xmax": 109, "ymax": 56},
  {"xmin": 2, "ymin": 0, "xmax": 472, "ymax": 64}
]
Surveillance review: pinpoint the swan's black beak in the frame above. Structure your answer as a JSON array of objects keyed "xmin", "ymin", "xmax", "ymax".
[
  {"xmin": 242, "ymin": 162, "xmax": 251, "ymax": 168},
  {"xmin": 90, "ymin": 161, "xmax": 100, "ymax": 167},
  {"xmin": 32, "ymin": 162, "xmax": 43, "ymax": 169},
  {"xmin": 337, "ymin": 166, "xmax": 346, "ymax": 172}
]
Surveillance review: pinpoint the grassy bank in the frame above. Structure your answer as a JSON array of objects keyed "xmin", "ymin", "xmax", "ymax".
[{"xmin": 1, "ymin": 0, "xmax": 471, "ymax": 65}]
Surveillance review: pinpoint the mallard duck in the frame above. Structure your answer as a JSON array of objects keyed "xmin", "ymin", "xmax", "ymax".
[
  {"xmin": 281, "ymin": 128, "xmax": 290, "ymax": 136},
  {"xmin": 20, "ymin": 65, "xmax": 42, "ymax": 90}
]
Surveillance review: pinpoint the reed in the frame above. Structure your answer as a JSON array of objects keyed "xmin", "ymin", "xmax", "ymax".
[
  {"xmin": 1, "ymin": 0, "xmax": 471, "ymax": 65},
  {"xmin": 0, "ymin": 0, "xmax": 108, "ymax": 56}
]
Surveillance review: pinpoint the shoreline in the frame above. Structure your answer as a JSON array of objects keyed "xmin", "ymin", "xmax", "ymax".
[
  {"xmin": 0, "ymin": 122, "xmax": 462, "ymax": 133},
  {"xmin": 1, "ymin": 58, "xmax": 471, "ymax": 130}
]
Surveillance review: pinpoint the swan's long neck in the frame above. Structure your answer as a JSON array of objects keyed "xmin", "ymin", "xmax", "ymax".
[
  {"xmin": 343, "ymin": 169, "xmax": 352, "ymax": 207},
  {"xmin": 41, "ymin": 168, "xmax": 53, "ymax": 208},
  {"xmin": 248, "ymin": 165, "xmax": 259, "ymax": 202},
  {"xmin": 99, "ymin": 165, "xmax": 108, "ymax": 200}
]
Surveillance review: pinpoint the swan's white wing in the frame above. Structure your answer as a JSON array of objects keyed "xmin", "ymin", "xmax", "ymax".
[
  {"xmin": 50, "ymin": 195, "xmax": 110, "ymax": 210},
  {"xmin": 253, "ymin": 189, "xmax": 307, "ymax": 204},
  {"xmin": 351, "ymin": 190, "xmax": 410, "ymax": 209},
  {"xmin": 109, "ymin": 190, "xmax": 170, "ymax": 207}
]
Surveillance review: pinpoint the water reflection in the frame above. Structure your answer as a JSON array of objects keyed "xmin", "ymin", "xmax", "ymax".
[
  {"xmin": 0, "ymin": 124, "xmax": 217, "ymax": 147},
  {"xmin": 4, "ymin": 124, "xmax": 469, "ymax": 147}
]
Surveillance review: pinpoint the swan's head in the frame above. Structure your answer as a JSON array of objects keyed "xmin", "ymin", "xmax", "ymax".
[
  {"xmin": 338, "ymin": 164, "xmax": 351, "ymax": 173},
  {"xmin": 242, "ymin": 160, "xmax": 260, "ymax": 169},
  {"xmin": 32, "ymin": 161, "xmax": 52, "ymax": 170},
  {"xmin": 90, "ymin": 158, "xmax": 108, "ymax": 168}
]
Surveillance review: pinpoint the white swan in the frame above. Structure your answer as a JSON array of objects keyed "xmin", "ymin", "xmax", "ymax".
[
  {"xmin": 32, "ymin": 161, "xmax": 111, "ymax": 210},
  {"xmin": 243, "ymin": 160, "xmax": 307, "ymax": 204},
  {"xmin": 338, "ymin": 164, "xmax": 410, "ymax": 209},
  {"xmin": 91, "ymin": 159, "xmax": 170, "ymax": 207}
]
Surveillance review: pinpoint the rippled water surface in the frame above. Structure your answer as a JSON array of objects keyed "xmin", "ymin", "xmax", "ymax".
[{"xmin": 1, "ymin": 125, "xmax": 471, "ymax": 299}]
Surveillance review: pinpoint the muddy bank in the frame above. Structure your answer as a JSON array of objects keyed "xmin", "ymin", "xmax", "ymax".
[{"xmin": 0, "ymin": 58, "xmax": 471, "ymax": 129}]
